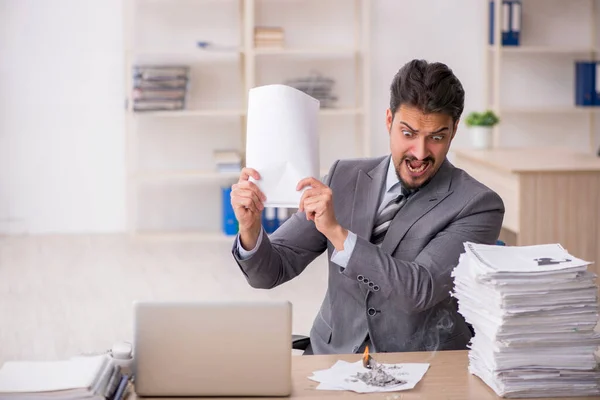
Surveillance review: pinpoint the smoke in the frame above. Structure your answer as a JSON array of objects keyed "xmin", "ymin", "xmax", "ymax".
[{"xmin": 407, "ymin": 308, "xmax": 455, "ymax": 360}]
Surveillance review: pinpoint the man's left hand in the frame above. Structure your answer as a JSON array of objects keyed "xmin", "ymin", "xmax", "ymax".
[{"xmin": 297, "ymin": 177, "xmax": 347, "ymax": 250}]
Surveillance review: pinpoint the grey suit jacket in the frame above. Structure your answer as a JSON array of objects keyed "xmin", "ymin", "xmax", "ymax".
[{"xmin": 232, "ymin": 156, "xmax": 505, "ymax": 355}]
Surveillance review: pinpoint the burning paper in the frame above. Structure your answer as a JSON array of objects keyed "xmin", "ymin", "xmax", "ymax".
[{"xmin": 309, "ymin": 347, "xmax": 429, "ymax": 393}]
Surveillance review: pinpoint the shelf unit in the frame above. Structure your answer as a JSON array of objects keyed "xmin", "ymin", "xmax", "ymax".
[
  {"xmin": 123, "ymin": 0, "xmax": 370, "ymax": 237},
  {"xmin": 485, "ymin": 0, "xmax": 600, "ymax": 153}
]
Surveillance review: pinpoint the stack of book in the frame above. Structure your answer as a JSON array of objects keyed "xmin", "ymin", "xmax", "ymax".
[
  {"xmin": 254, "ymin": 27, "xmax": 284, "ymax": 49},
  {"xmin": 132, "ymin": 65, "xmax": 190, "ymax": 112},
  {"xmin": 285, "ymin": 73, "xmax": 337, "ymax": 108},
  {"xmin": 0, "ymin": 355, "xmax": 128, "ymax": 400},
  {"xmin": 451, "ymin": 242, "xmax": 600, "ymax": 398},
  {"xmin": 214, "ymin": 150, "xmax": 242, "ymax": 174}
]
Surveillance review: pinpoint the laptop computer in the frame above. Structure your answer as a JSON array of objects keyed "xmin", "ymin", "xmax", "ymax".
[{"xmin": 133, "ymin": 300, "xmax": 292, "ymax": 397}]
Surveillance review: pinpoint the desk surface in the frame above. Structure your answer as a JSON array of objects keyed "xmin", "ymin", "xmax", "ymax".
[
  {"xmin": 132, "ymin": 350, "xmax": 591, "ymax": 399},
  {"xmin": 453, "ymin": 147, "xmax": 600, "ymax": 172}
]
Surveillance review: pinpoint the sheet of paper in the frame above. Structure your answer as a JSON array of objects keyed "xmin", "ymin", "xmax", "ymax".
[
  {"xmin": 0, "ymin": 355, "xmax": 107, "ymax": 393},
  {"xmin": 245, "ymin": 84, "xmax": 320, "ymax": 207},
  {"xmin": 308, "ymin": 360, "xmax": 429, "ymax": 393}
]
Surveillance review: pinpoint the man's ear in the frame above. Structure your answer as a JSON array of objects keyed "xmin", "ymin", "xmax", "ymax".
[{"xmin": 386, "ymin": 108, "xmax": 393, "ymax": 133}]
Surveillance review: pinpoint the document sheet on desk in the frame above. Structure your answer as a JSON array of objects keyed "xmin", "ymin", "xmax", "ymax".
[
  {"xmin": 245, "ymin": 84, "xmax": 320, "ymax": 208},
  {"xmin": 451, "ymin": 242, "xmax": 600, "ymax": 398},
  {"xmin": 309, "ymin": 360, "xmax": 429, "ymax": 393},
  {"xmin": 0, "ymin": 355, "xmax": 123, "ymax": 399}
]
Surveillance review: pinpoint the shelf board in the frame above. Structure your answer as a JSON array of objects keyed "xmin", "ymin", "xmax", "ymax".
[
  {"xmin": 253, "ymin": 47, "xmax": 358, "ymax": 56},
  {"xmin": 135, "ymin": 170, "xmax": 240, "ymax": 182},
  {"xmin": 129, "ymin": 49, "xmax": 244, "ymax": 63},
  {"xmin": 489, "ymin": 46, "xmax": 595, "ymax": 54},
  {"xmin": 131, "ymin": 231, "xmax": 236, "ymax": 242},
  {"xmin": 131, "ymin": 109, "xmax": 246, "ymax": 117},
  {"xmin": 319, "ymin": 108, "xmax": 363, "ymax": 116},
  {"xmin": 132, "ymin": 108, "xmax": 361, "ymax": 117},
  {"xmin": 499, "ymin": 106, "xmax": 600, "ymax": 114}
]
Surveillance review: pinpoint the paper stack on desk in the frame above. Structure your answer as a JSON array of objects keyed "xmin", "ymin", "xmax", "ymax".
[
  {"xmin": 0, "ymin": 355, "xmax": 123, "ymax": 400},
  {"xmin": 309, "ymin": 360, "xmax": 429, "ymax": 393},
  {"xmin": 452, "ymin": 242, "xmax": 600, "ymax": 398}
]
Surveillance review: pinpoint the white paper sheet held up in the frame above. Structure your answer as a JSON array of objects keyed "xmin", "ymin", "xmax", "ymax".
[{"xmin": 245, "ymin": 84, "xmax": 320, "ymax": 207}]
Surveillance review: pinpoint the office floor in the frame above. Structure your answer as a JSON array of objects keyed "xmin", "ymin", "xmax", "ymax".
[{"xmin": 0, "ymin": 234, "xmax": 328, "ymax": 365}]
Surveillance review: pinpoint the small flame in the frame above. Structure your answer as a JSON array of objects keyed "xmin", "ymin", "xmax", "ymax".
[{"xmin": 362, "ymin": 345, "xmax": 370, "ymax": 368}]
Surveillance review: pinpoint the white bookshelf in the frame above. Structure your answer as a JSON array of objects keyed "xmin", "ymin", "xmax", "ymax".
[
  {"xmin": 123, "ymin": 0, "xmax": 370, "ymax": 237},
  {"xmin": 485, "ymin": 0, "xmax": 600, "ymax": 153}
]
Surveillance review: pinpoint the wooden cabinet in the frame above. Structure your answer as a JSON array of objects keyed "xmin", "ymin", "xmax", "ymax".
[{"xmin": 453, "ymin": 148, "xmax": 600, "ymax": 274}]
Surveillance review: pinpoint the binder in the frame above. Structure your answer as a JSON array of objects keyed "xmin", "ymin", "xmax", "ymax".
[
  {"xmin": 508, "ymin": 0, "xmax": 521, "ymax": 46},
  {"xmin": 574, "ymin": 61, "xmax": 598, "ymax": 106},
  {"xmin": 221, "ymin": 187, "xmax": 238, "ymax": 235},
  {"xmin": 489, "ymin": 1, "xmax": 511, "ymax": 46},
  {"xmin": 276, "ymin": 208, "xmax": 289, "ymax": 228},
  {"xmin": 263, "ymin": 207, "xmax": 278, "ymax": 234}
]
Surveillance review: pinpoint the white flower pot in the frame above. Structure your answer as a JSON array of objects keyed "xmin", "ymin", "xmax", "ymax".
[{"xmin": 469, "ymin": 126, "xmax": 493, "ymax": 149}]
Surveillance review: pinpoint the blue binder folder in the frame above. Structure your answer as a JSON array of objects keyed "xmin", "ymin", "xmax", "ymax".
[
  {"xmin": 489, "ymin": 0, "xmax": 510, "ymax": 46},
  {"xmin": 508, "ymin": 0, "xmax": 521, "ymax": 46},
  {"xmin": 221, "ymin": 187, "xmax": 238, "ymax": 235},
  {"xmin": 490, "ymin": 0, "xmax": 520, "ymax": 46},
  {"xmin": 263, "ymin": 207, "xmax": 278, "ymax": 234},
  {"xmin": 575, "ymin": 61, "xmax": 598, "ymax": 106}
]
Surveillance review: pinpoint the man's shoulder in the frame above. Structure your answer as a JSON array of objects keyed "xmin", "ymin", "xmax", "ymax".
[
  {"xmin": 326, "ymin": 156, "xmax": 388, "ymax": 178},
  {"xmin": 449, "ymin": 162, "xmax": 503, "ymax": 203}
]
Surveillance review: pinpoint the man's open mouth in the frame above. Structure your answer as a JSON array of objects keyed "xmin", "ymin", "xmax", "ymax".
[{"xmin": 405, "ymin": 159, "xmax": 431, "ymax": 176}]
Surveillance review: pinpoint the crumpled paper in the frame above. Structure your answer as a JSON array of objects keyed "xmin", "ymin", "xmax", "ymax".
[{"xmin": 309, "ymin": 360, "xmax": 430, "ymax": 393}]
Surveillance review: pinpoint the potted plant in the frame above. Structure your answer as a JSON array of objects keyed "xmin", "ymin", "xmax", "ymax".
[{"xmin": 464, "ymin": 110, "xmax": 500, "ymax": 149}]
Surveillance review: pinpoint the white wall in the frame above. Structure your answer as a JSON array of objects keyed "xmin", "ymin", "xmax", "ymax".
[
  {"xmin": 0, "ymin": 0, "xmax": 125, "ymax": 234},
  {"xmin": 369, "ymin": 0, "xmax": 487, "ymax": 156},
  {"xmin": 2, "ymin": 0, "xmax": 593, "ymax": 234}
]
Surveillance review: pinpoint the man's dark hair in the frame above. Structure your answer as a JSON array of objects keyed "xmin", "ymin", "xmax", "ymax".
[{"xmin": 389, "ymin": 59, "xmax": 465, "ymax": 123}]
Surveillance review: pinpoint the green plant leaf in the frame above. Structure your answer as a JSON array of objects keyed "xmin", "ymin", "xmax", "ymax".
[{"xmin": 465, "ymin": 110, "xmax": 500, "ymax": 127}]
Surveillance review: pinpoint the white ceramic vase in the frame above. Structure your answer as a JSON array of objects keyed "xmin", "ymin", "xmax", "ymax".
[{"xmin": 469, "ymin": 126, "xmax": 493, "ymax": 149}]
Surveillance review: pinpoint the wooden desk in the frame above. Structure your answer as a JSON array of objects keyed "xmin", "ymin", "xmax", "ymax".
[
  {"xmin": 453, "ymin": 147, "xmax": 600, "ymax": 275},
  {"xmin": 132, "ymin": 350, "xmax": 592, "ymax": 399}
]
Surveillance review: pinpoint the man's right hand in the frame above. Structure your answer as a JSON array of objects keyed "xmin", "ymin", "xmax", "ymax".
[{"xmin": 231, "ymin": 167, "xmax": 266, "ymax": 250}]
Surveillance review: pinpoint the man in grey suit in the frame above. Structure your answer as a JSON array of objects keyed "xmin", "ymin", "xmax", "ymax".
[{"xmin": 230, "ymin": 59, "xmax": 505, "ymax": 355}]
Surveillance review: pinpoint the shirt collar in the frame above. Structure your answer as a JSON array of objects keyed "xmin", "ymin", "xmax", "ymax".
[{"xmin": 385, "ymin": 155, "xmax": 403, "ymax": 194}]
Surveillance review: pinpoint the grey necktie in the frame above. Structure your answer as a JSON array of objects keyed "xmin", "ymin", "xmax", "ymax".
[{"xmin": 370, "ymin": 187, "xmax": 410, "ymax": 245}]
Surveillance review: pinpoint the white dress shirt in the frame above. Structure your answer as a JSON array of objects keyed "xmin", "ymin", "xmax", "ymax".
[{"xmin": 236, "ymin": 155, "xmax": 404, "ymax": 268}]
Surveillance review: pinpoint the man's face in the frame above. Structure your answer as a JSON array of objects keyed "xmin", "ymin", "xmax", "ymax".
[{"xmin": 387, "ymin": 104, "xmax": 457, "ymax": 190}]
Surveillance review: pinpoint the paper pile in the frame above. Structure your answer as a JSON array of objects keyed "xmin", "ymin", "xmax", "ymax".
[
  {"xmin": 451, "ymin": 242, "xmax": 600, "ymax": 398},
  {"xmin": 309, "ymin": 360, "xmax": 429, "ymax": 393},
  {"xmin": 0, "ymin": 355, "xmax": 124, "ymax": 400}
]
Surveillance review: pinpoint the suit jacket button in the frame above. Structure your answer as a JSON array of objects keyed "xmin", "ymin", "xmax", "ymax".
[
  {"xmin": 363, "ymin": 278, "xmax": 369, "ymax": 284},
  {"xmin": 373, "ymin": 285, "xmax": 380, "ymax": 292},
  {"xmin": 357, "ymin": 275, "xmax": 364, "ymax": 282},
  {"xmin": 367, "ymin": 308, "xmax": 377, "ymax": 316}
]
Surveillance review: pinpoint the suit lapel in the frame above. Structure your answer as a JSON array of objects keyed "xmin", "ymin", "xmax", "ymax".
[
  {"xmin": 381, "ymin": 159, "xmax": 454, "ymax": 254},
  {"xmin": 350, "ymin": 156, "xmax": 389, "ymax": 239}
]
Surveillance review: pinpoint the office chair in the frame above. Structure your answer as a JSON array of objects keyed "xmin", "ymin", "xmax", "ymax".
[
  {"xmin": 290, "ymin": 240, "xmax": 507, "ymax": 352},
  {"xmin": 292, "ymin": 334, "xmax": 311, "ymax": 351}
]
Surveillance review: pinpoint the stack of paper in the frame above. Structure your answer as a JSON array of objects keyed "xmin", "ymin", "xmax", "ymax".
[
  {"xmin": 308, "ymin": 360, "xmax": 429, "ymax": 393},
  {"xmin": 0, "ymin": 355, "xmax": 123, "ymax": 400},
  {"xmin": 451, "ymin": 242, "xmax": 600, "ymax": 398}
]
